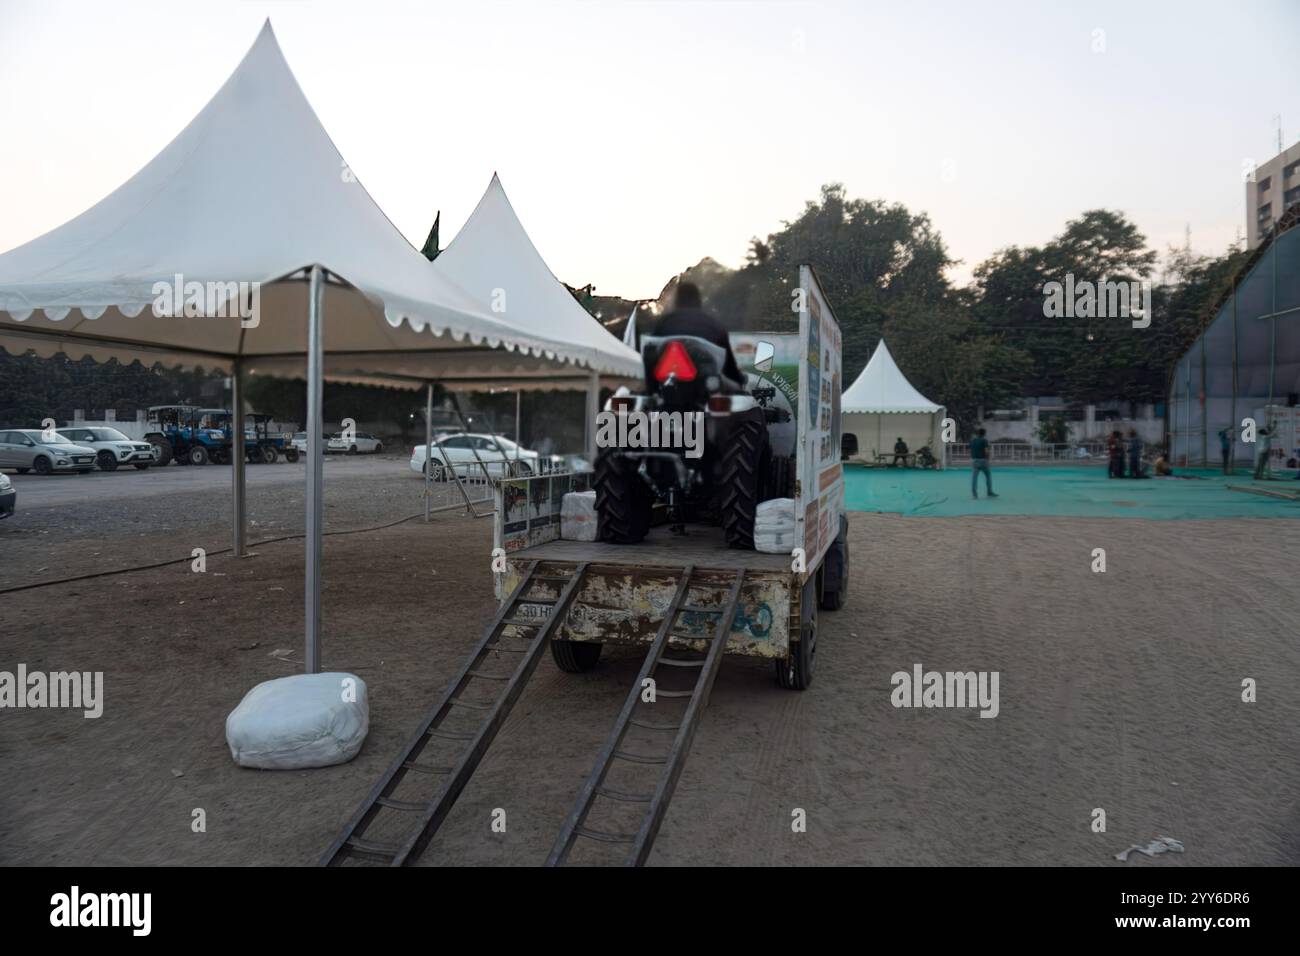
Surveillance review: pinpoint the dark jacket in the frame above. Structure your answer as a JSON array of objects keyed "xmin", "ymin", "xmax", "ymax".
[{"xmin": 651, "ymin": 307, "xmax": 744, "ymax": 384}]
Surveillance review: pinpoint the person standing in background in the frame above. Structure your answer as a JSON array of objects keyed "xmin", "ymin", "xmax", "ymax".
[
  {"xmin": 1126, "ymin": 428, "xmax": 1144, "ymax": 479},
  {"xmin": 970, "ymin": 427, "xmax": 997, "ymax": 499},
  {"xmin": 1218, "ymin": 427, "xmax": 1232, "ymax": 475},
  {"xmin": 1107, "ymin": 430, "xmax": 1124, "ymax": 479}
]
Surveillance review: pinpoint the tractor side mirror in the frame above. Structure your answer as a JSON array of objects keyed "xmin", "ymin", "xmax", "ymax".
[{"xmin": 754, "ymin": 340, "xmax": 775, "ymax": 372}]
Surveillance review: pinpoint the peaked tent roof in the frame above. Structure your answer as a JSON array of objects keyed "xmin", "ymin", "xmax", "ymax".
[
  {"xmin": 0, "ymin": 22, "xmax": 587, "ymax": 385},
  {"xmin": 429, "ymin": 174, "xmax": 642, "ymax": 379},
  {"xmin": 842, "ymin": 339, "xmax": 941, "ymax": 413}
]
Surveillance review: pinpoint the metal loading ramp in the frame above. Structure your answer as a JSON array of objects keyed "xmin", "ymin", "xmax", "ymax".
[{"xmin": 321, "ymin": 560, "xmax": 746, "ymax": 867}]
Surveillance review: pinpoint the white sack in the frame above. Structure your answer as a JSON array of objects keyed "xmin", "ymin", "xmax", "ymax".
[
  {"xmin": 562, "ymin": 490, "xmax": 599, "ymax": 542},
  {"xmin": 226, "ymin": 672, "xmax": 368, "ymax": 770}
]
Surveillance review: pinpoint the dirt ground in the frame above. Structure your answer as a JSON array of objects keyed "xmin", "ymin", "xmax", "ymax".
[{"xmin": 2, "ymin": 479, "xmax": 1299, "ymax": 865}]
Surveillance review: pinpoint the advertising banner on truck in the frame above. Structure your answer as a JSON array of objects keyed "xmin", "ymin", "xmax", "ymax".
[{"xmin": 795, "ymin": 265, "xmax": 844, "ymax": 578}]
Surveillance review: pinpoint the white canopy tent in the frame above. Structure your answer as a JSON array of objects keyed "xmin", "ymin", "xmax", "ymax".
[
  {"xmin": 841, "ymin": 339, "xmax": 947, "ymax": 468},
  {"xmin": 0, "ymin": 21, "xmax": 611, "ymax": 670},
  {"xmin": 429, "ymin": 174, "xmax": 642, "ymax": 460}
]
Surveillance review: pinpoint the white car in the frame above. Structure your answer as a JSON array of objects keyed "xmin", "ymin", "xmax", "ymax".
[
  {"xmin": 410, "ymin": 433, "xmax": 540, "ymax": 480},
  {"xmin": 327, "ymin": 432, "xmax": 383, "ymax": 454},
  {"xmin": 57, "ymin": 426, "xmax": 156, "ymax": 471}
]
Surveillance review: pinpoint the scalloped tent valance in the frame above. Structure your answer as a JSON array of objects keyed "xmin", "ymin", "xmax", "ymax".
[{"xmin": 0, "ymin": 21, "xmax": 624, "ymax": 385}]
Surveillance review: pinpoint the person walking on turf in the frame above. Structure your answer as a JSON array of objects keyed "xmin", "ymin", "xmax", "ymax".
[
  {"xmin": 1218, "ymin": 426, "xmax": 1233, "ymax": 475},
  {"xmin": 970, "ymin": 427, "xmax": 997, "ymax": 498}
]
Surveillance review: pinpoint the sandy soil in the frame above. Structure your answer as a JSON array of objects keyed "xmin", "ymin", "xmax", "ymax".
[{"xmin": 1, "ymin": 507, "xmax": 1298, "ymax": 866}]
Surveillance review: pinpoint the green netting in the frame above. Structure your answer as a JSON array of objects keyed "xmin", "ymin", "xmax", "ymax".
[{"xmin": 844, "ymin": 464, "xmax": 1300, "ymax": 519}]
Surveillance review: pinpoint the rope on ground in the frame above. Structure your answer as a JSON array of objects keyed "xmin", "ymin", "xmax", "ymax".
[{"xmin": 0, "ymin": 510, "xmax": 437, "ymax": 596}]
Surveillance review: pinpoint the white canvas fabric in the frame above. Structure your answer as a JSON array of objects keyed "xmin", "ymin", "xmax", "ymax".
[
  {"xmin": 430, "ymin": 174, "xmax": 642, "ymax": 380},
  {"xmin": 841, "ymin": 339, "xmax": 941, "ymax": 413},
  {"xmin": 0, "ymin": 22, "xmax": 591, "ymax": 385}
]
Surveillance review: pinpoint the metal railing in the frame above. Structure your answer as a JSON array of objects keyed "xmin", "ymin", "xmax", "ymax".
[{"xmin": 946, "ymin": 441, "xmax": 1111, "ymax": 465}]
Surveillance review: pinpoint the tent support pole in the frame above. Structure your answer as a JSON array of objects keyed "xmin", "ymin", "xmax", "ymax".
[
  {"xmin": 231, "ymin": 359, "xmax": 246, "ymax": 557},
  {"xmin": 424, "ymin": 382, "xmax": 433, "ymax": 522},
  {"xmin": 515, "ymin": 390, "xmax": 522, "ymax": 466},
  {"xmin": 586, "ymin": 370, "xmax": 599, "ymax": 465},
  {"xmin": 305, "ymin": 265, "xmax": 324, "ymax": 675}
]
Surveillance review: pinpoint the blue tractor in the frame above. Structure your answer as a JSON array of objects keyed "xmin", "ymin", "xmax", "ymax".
[{"xmin": 144, "ymin": 405, "xmax": 232, "ymax": 466}]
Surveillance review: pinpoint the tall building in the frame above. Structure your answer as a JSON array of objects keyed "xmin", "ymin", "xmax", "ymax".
[{"xmin": 1247, "ymin": 140, "xmax": 1300, "ymax": 249}]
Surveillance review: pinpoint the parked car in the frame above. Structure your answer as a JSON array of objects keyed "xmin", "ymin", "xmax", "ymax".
[
  {"xmin": 0, "ymin": 471, "xmax": 14, "ymax": 518},
  {"xmin": 57, "ymin": 426, "xmax": 156, "ymax": 471},
  {"xmin": 290, "ymin": 432, "xmax": 327, "ymax": 456},
  {"xmin": 409, "ymin": 433, "xmax": 540, "ymax": 480},
  {"xmin": 0, "ymin": 429, "xmax": 98, "ymax": 474},
  {"xmin": 327, "ymin": 432, "xmax": 383, "ymax": 454}
]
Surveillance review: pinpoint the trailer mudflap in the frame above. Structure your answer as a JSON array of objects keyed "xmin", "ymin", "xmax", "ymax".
[{"xmin": 501, "ymin": 561, "xmax": 792, "ymax": 659}]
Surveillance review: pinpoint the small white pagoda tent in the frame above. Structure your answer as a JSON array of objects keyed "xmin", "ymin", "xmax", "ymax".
[{"xmin": 841, "ymin": 339, "xmax": 946, "ymax": 468}]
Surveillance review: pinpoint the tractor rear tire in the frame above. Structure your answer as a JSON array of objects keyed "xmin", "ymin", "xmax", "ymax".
[
  {"xmin": 550, "ymin": 638, "xmax": 602, "ymax": 673},
  {"xmin": 719, "ymin": 418, "xmax": 766, "ymax": 549},
  {"xmin": 594, "ymin": 449, "xmax": 650, "ymax": 544},
  {"xmin": 261, "ymin": 445, "xmax": 278, "ymax": 465},
  {"xmin": 188, "ymin": 445, "xmax": 209, "ymax": 466},
  {"xmin": 148, "ymin": 437, "xmax": 173, "ymax": 467},
  {"xmin": 285, "ymin": 448, "xmax": 300, "ymax": 463}
]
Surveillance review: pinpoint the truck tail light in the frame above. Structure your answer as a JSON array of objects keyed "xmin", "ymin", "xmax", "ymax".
[
  {"xmin": 654, "ymin": 341, "xmax": 697, "ymax": 382},
  {"xmin": 708, "ymin": 396, "xmax": 732, "ymax": 413}
]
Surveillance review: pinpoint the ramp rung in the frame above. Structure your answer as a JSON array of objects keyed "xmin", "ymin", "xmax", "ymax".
[
  {"xmin": 628, "ymin": 718, "xmax": 681, "ymax": 732},
  {"xmin": 501, "ymin": 618, "xmax": 544, "ymax": 628},
  {"xmin": 484, "ymin": 643, "xmax": 527, "ymax": 653},
  {"xmin": 679, "ymin": 605, "xmax": 722, "ymax": 614},
  {"xmin": 403, "ymin": 760, "xmax": 454, "ymax": 774},
  {"xmin": 656, "ymin": 657, "xmax": 703, "ymax": 668},
  {"xmin": 376, "ymin": 796, "xmax": 429, "ymax": 812},
  {"xmin": 427, "ymin": 728, "xmax": 475, "ymax": 741},
  {"xmin": 575, "ymin": 825, "xmax": 637, "ymax": 844},
  {"xmin": 345, "ymin": 837, "xmax": 399, "ymax": 862},
  {"xmin": 466, "ymin": 669, "xmax": 511, "ymax": 681},
  {"xmin": 653, "ymin": 690, "xmax": 694, "ymax": 699},
  {"xmin": 447, "ymin": 697, "xmax": 492, "ymax": 711},
  {"xmin": 615, "ymin": 749, "xmax": 668, "ymax": 766},
  {"xmin": 595, "ymin": 785, "xmax": 654, "ymax": 804}
]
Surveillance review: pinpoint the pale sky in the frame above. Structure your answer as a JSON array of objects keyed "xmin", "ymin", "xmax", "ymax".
[{"xmin": 1, "ymin": 0, "xmax": 1297, "ymax": 298}]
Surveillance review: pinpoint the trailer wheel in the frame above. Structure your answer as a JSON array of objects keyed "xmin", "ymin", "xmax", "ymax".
[
  {"xmin": 285, "ymin": 448, "xmax": 300, "ymax": 463},
  {"xmin": 96, "ymin": 451, "xmax": 119, "ymax": 472},
  {"xmin": 550, "ymin": 638, "xmax": 602, "ymax": 672},
  {"xmin": 594, "ymin": 449, "xmax": 650, "ymax": 544},
  {"xmin": 776, "ymin": 575, "xmax": 817, "ymax": 690},
  {"xmin": 818, "ymin": 515, "xmax": 849, "ymax": 611},
  {"xmin": 719, "ymin": 417, "xmax": 766, "ymax": 549},
  {"xmin": 261, "ymin": 445, "xmax": 278, "ymax": 465},
  {"xmin": 148, "ymin": 437, "xmax": 173, "ymax": 466},
  {"xmin": 188, "ymin": 445, "xmax": 209, "ymax": 466}
]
